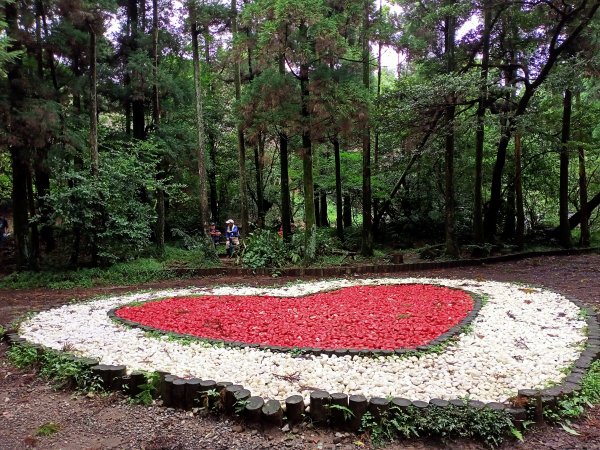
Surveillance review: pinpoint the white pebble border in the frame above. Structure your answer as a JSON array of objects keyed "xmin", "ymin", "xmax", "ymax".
[{"xmin": 18, "ymin": 277, "xmax": 586, "ymax": 405}]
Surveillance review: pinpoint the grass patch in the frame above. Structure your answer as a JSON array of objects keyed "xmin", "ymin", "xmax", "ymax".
[
  {"xmin": 0, "ymin": 246, "xmax": 220, "ymax": 290},
  {"xmin": 36, "ymin": 422, "xmax": 60, "ymax": 437}
]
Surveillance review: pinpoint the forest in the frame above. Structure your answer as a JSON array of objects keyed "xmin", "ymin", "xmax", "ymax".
[{"xmin": 1, "ymin": 0, "xmax": 599, "ymax": 273}]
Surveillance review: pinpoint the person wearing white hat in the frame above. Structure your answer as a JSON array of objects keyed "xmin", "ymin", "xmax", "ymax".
[{"xmin": 225, "ymin": 219, "xmax": 239, "ymax": 257}]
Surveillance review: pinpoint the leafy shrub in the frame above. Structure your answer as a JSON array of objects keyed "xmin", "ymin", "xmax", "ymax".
[{"xmin": 241, "ymin": 229, "xmax": 286, "ymax": 269}]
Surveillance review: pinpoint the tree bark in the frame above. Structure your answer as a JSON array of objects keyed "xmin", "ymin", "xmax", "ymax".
[
  {"xmin": 443, "ymin": 9, "xmax": 458, "ymax": 257},
  {"xmin": 129, "ymin": 0, "xmax": 145, "ymax": 140},
  {"xmin": 254, "ymin": 133, "xmax": 265, "ymax": 228},
  {"xmin": 558, "ymin": 89, "xmax": 572, "ymax": 248},
  {"xmin": 191, "ymin": 17, "xmax": 209, "ymax": 233},
  {"xmin": 576, "ymin": 93, "xmax": 590, "ymax": 246},
  {"xmin": 473, "ymin": 0, "xmax": 491, "ymax": 244},
  {"xmin": 278, "ymin": 54, "xmax": 292, "ymax": 242},
  {"xmin": 299, "ymin": 21, "xmax": 316, "ymax": 262},
  {"xmin": 514, "ymin": 132, "xmax": 525, "ymax": 247},
  {"xmin": 205, "ymin": 33, "xmax": 219, "ymax": 223},
  {"xmin": 152, "ymin": 0, "xmax": 165, "ymax": 253},
  {"xmin": 563, "ymin": 190, "xmax": 600, "ymax": 231},
  {"xmin": 89, "ymin": 25, "xmax": 99, "ymax": 177},
  {"xmin": 314, "ymin": 189, "xmax": 321, "ymax": 228},
  {"xmin": 231, "ymin": 0, "xmax": 249, "ymax": 235},
  {"xmin": 320, "ymin": 190, "xmax": 329, "ymax": 227},
  {"xmin": 343, "ymin": 194, "xmax": 352, "ymax": 228},
  {"xmin": 333, "ymin": 138, "xmax": 344, "ymax": 241},
  {"xmin": 360, "ymin": 0, "xmax": 373, "ymax": 257}
]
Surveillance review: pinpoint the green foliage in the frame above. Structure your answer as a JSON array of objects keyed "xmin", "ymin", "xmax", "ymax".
[
  {"xmin": 0, "ymin": 244, "xmax": 222, "ymax": 289},
  {"xmin": 132, "ymin": 371, "xmax": 161, "ymax": 405},
  {"xmin": 46, "ymin": 142, "xmax": 163, "ymax": 264},
  {"xmin": 7, "ymin": 344, "xmax": 102, "ymax": 391},
  {"xmin": 6, "ymin": 344, "xmax": 39, "ymax": 368},
  {"xmin": 545, "ymin": 360, "xmax": 600, "ymax": 422},
  {"xmin": 360, "ymin": 403, "xmax": 516, "ymax": 448},
  {"xmin": 241, "ymin": 228, "xmax": 345, "ymax": 268},
  {"xmin": 241, "ymin": 229, "xmax": 287, "ymax": 269},
  {"xmin": 36, "ymin": 422, "xmax": 60, "ymax": 437}
]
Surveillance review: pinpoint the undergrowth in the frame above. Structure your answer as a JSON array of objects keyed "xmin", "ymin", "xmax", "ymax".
[
  {"xmin": 0, "ymin": 245, "xmax": 219, "ymax": 290},
  {"xmin": 7, "ymin": 344, "xmax": 102, "ymax": 391},
  {"xmin": 360, "ymin": 402, "xmax": 517, "ymax": 448}
]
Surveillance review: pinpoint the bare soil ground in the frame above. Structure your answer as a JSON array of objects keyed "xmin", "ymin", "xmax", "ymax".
[{"xmin": 1, "ymin": 253, "xmax": 600, "ymax": 450}]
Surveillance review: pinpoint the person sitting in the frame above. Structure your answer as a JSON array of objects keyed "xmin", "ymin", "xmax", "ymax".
[
  {"xmin": 208, "ymin": 223, "xmax": 221, "ymax": 246},
  {"xmin": 225, "ymin": 219, "xmax": 239, "ymax": 258}
]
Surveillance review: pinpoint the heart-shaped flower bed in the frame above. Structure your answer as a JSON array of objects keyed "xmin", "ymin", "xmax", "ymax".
[{"xmin": 115, "ymin": 284, "xmax": 474, "ymax": 350}]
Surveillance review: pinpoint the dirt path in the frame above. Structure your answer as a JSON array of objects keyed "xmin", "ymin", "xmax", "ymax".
[{"xmin": 1, "ymin": 253, "xmax": 600, "ymax": 449}]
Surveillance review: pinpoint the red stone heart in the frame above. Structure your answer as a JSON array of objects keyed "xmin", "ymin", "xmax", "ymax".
[{"xmin": 115, "ymin": 284, "xmax": 474, "ymax": 350}]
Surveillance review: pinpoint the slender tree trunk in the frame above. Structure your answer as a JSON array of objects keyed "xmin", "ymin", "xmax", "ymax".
[
  {"xmin": 11, "ymin": 149, "xmax": 30, "ymax": 270},
  {"xmin": 152, "ymin": 0, "xmax": 165, "ymax": 253},
  {"xmin": 191, "ymin": 18, "xmax": 209, "ymax": 233},
  {"xmin": 129, "ymin": 0, "xmax": 145, "ymax": 140},
  {"xmin": 70, "ymin": 58, "xmax": 83, "ymax": 265},
  {"xmin": 374, "ymin": 0, "xmax": 382, "ymax": 166},
  {"xmin": 254, "ymin": 133, "xmax": 265, "ymax": 228},
  {"xmin": 333, "ymin": 138, "xmax": 344, "ymax": 241},
  {"xmin": 360, "ymin": 0, "xmax": 373, "ymax": 257},
  {"xmin": 559, "ymin": 89, "xmax": 572, "ymax": 248},
  {"xmin": 299, "ymin": 21, "xmax": 316, "ymax": 262},
  {"xmin": 88, "ymin": 23, "xmax": 100, "ymax": 266},
  {"xmin": 314, "ymin": 190, "xmax": 321, "ymax": 227},
  {"xmin": 503, "ymin": 183, "xmax": 516, "ymax": 238},
  {"xmin": 343, "ymin": 194, "xmax": 352, "ymax": 227},
  {"xmin": 231, "ymin": 0, "xmax": 249, "ymax": 235},
  {"xmin": 444, "ymin": 10, "xmax": 458, "ymax": 257},
  {"xmin": 89, "ymin": 26, "xmax": 99, "ymax": 177},
  {"xmin": 278, "ymin": 55, "xmax": 292, "ymax": 242},
  {"xmin": 320, "ymin": 190, "xmax": 329, "ymax": 227},
  {"xmin": 205, "ymin": 33, "xmax": 219, "ymax": 223},
  {"xmin": 576, "ymin": 93, "xmax": 590, "ymax": 246},
  {"xmin": 473, "ymin": 0, "xmax": 491, "ymax": 244},
  {"xmin": 514, "ymin": 132, "xmax": 525, "ymax": 247},
  {"xmin": 26, "ymin": 169, "xmax": 40, "ymax": 269}
]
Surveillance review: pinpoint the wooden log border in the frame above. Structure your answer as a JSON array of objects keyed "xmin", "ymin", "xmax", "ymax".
[
  {"xmin": 1, "ymin": 247, "xmax": 599, "ymax": 436},
  {"xmin": 106, "ymin": 287, "xmax": 483, "ymax": 357},
  {"xmin": 3, "ymin": 306, "xmax": 598, "ymax": 434}
]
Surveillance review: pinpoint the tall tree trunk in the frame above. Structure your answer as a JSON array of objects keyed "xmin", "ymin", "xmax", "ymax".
[
  {"xmin": 320, "ymin": 190, "xmax": 329, "ymax": 227},
  {"xmin": 152, "ymin": 0, "xmax": 165, "ymax": 253},
  {"xmin": 278, "ymin": 54, "xmax": 292, "ymax": 242},
  {"xmin": 374, "ymin": 0, "xmax": 382, "ymax": 166},
  {"xmin": 231, "ymin": 0, "xmax": 249, "ymax": 235},
  {"xmin": 89, "ymin": 26, "xmax": 99, "ymax": 177},
  {"xmin": 205, "ymin": 33, "xmax": 219, "ymax": 223},
  {"xmin": 70, "ymin": 57, "xmax": 83, "ymax": 265},
  {"xmin": 514, "ymin": 132, "xmax": 525, "ymax": 247},
  {"xmin": 26, "ymin": 169, "xmax": 40, "ymax": 269},
  {"xmin": 343, "ymin": 194, "xmax": 352, "ymax": 228},
  {"xmin": 360, "ymin": 0, "xmax": 373, "ymax": 257},
  {"xmin": 35, "ymin": 157, "xmax": 54, "ymax": 252},
  {"xmin": 9, "ymin": 1, "xmax": 34, "ymax": 269},
  {"xmin": 559, "ymin": 89, "xmax": 572, "ymax": 248},
  {"xmin": 576, "ymin": 93, "xmax": 590, "ymax": 246},
  {"xmin": 333, "ymin": 138, "xmax": 344, "ymax": 241},
  {"xmin": 89, "ymin": 23, "xmax": 100, "ymax": 266},
  {"xmin": 473, "ymin": 0, "xmax": 491, "ymax": 244},
  {"xmin": 191, "ymin": 18, "xmax": 209, "ymax": 233},
  {"xmin": 444, "ymin": 9, "xmax": 459, "ymax": 257},
  {"xmin": 299, "ymin": 21, "xmax": 316, "ymax": 262},
  {"xmin": 129, "ymin": 0, "xmax": 145, "ymax": 140},
  {"xmin": 254, "ymin": 133, "xmax": 265, "ymax": 228},
  {"xmin": 502, "ymin": 183, "xmax": 516, "ymax": 238},
  {"xmin": 314, "ymin": 190, "xmax": 321, "ymax": 227}
]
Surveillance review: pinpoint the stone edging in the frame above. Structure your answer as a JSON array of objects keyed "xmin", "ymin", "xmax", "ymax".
[
  {"xmin": 106, "ymin": 285, "xmax": 483, "ymax": 358},
  {"xmin": 3, "ymin": 305, "xmax": 598, "ymax": 434},
  {"xmin": 176, "ymin": 247, "xmax": 600, "ymax": 278}
]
